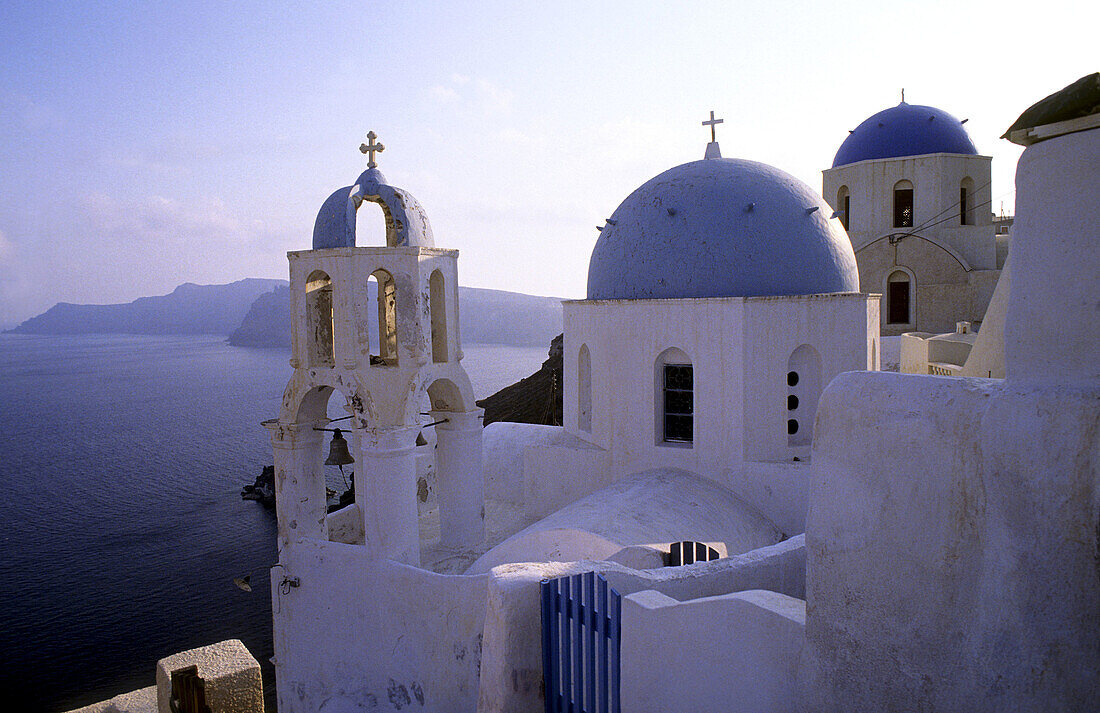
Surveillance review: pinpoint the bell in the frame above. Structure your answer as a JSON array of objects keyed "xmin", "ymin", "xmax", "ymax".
[{"xmin": 324, "ymin": 428, "xmax": 355, "ymax": 467}]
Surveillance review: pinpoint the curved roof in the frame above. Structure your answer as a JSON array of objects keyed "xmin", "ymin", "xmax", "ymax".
[
  {"xmin": 312, "ymin": 167, "xmax": 435, "ymax": 249},
  {"xmin": 586, "ymin": 157, "xmax": 859, "ymax": 300},
  {"xmin": 832, "ymin": 102, "xmax": 978, "ymax": 167},
  {"xmin": 465, "ymin": 468, "xmax": 782, "ymax": 574}
]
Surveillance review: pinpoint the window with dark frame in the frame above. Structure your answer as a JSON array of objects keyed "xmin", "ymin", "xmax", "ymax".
[
  {"xmin": 960, "ymin": 186, "xmax": 969, "ymax": 225},
  {"xmin": 663, "ymin": 364, "xmax": 693, "ymax": 443},
  {"xmin": 842, "ymin": 194, "xmax": 850, "ymax": 230},
  {"xmin": 894, "ymin": 188, "xmax": 914, "ymax": 228},
  {"xmin": 887, "ymin": 278, "xmax": 911, "ymax": 324}
]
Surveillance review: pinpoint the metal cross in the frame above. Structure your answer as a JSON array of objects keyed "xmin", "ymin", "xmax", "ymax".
[
  {"xmin": 702, "ymin": 110, "xmax": 724, "ymax": 143},
  {"xmin": 359, "ymin": 131, "xmax": 385, "ymax": 169}
]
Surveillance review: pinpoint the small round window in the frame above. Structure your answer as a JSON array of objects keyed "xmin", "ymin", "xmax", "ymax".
[
  {"xmin": 787, "ymin": 371, "xmax": 799, "ymax": 387},
  {"xmin": 787, "ymin": 395, "xmax": 799, "ymax": 410},
  {"xmin": 787, "ymin": 419, "xmax": 799, "ymax": 435}
]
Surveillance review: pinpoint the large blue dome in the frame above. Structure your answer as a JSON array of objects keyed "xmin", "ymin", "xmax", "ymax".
[
  {"xmin": 832, "ymin": 102, "xmax": 978, "ymax": 167},
  {"xmin": 586, "ymin": 158, "xmax": 859, "ymax": 300}
]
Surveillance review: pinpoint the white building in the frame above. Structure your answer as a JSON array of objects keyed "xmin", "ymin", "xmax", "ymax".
[
  {"xmin": 252, "ymin": 77, "xmax": 1097, "ymax": 713},
  {"xmin": 823, "ymin": 99, "xmax": 1002, "ymax": 335}
]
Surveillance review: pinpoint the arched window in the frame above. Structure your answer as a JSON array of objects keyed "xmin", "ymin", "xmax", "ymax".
[
  {"xmin": 305, "ymin": 270, "xmax": 335, "ymax": 366},
  {"xmin": 655, "ymin": 347, "xmax": 692, "ymax": 445},
  {"xmin": 429, "ymin": 270, "xmax": 447, "ymax": 363},
  {"xmin": 886, "ymin": 269, "xmax": 914, "ymax": 325},
  {"xmin": 893, "ymin": 180, "xmax": 914, "ymax": 228},
  {"xmin": 837, "ymin": 185, "xmax": 850, "ymax": 231},
  {"xmin": 355, "ymin": 198, "xmax": 388, "ymax": 247},
  {"xmin": 369, "ymin": 269, "xmax": 398, "ymax": 365},
  {"xmin": 787, "ymin": 344, "xmax": 822, "ymax": 447},
  {"xmin": 577, "ymin": 344, "xmax": 592, "ymax": 433},
  {"xmin": 960, "ymin": 177, "xmax": 974, "ymax": 225}
]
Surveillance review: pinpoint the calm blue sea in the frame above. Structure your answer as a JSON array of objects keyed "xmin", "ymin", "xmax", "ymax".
[{"xmin": 0, "ymin": 334, "xmax": 547, "ymax": 713}]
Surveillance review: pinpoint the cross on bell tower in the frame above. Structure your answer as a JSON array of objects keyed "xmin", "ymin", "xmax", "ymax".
[{"xmin": 359, "ymin": 131, "xmax": 385, "ymax": 169}]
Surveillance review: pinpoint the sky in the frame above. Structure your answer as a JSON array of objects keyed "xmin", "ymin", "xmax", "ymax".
[{"xmin": 0, "ymin": 0, "xmax": 1096, "ymax": 326}]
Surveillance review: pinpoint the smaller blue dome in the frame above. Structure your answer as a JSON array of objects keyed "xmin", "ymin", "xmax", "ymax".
[{"xmin": 832, "ymin": 102, "xmax": 978, "ymax": 167}]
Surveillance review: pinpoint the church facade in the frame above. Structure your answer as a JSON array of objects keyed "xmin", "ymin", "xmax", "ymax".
[{"xmin": 823, "ymin": 99, "xmax": 1002, "ymax": 335}]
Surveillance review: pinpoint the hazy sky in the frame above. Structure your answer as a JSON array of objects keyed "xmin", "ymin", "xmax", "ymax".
[{"xmin": 0, "ymin": 1, "xmax": 1095, "ymax": 325}]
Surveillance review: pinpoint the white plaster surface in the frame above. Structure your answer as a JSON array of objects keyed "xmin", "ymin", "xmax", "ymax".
[
  {"xmin": 562, "ymin": 292, "xmax": 876, "ymax": 478},
  {"xmin": 1005, "ymin": 127, "xmax": 1099, "ymax": 386},
  {"xmin": 155, "ymin": 639, "xmax": 263, "ymax": 713},
  {"xmin": 960, "ymin": 251, "xmax": 1008, "ymax": 379},
  {"xmin": 802, "ymin": 122, "xmax": 1100, "ymax": 713},
  {"xmin": 622, "ymin": 589, "xmax": 805, "ymax": 713},
  {"xmin": 275, "ymin": 539, "xmax": 488, "ymax": 713},
  {"xmin": 325, "ymin": 502, "xmax": 363, "ymax": 544},
  {"xmin": 481, "ymin": 422, "xmax": 563, "ymax": 504},
  {"xmin": 466, "ymin": 468, "xmax": 781, "ymax": 574}
]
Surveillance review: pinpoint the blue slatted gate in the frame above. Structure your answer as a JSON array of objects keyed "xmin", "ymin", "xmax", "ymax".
[{"xmin": 540, "ymin": 571, "xmax": 621, "ymax": 713}]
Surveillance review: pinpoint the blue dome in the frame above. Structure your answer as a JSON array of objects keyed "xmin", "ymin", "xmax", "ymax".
[
  {"xmin": 832, "ymin": 102, "xmax": 978, "ymax": 167},
  {"xmin": 586, "ymin": 158, "xmax": 859, "ymax": 300}
]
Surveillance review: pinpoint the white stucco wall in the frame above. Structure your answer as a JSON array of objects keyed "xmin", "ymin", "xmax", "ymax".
[
  {"xmin": 960, "ymin": 252, "xmax": 1009, "ymax": 379},
  {"xmin": 274, "ymin": 539, "xmax": 488, "ymax": 713},
  {"xmin": 561, "ymin": 293, "xmax": 875, "ymax": 491},
  {"xmin": 622, "ymin": 589, "xmax": 805, "ymax": 713},
  {"xmin": 801, "ymin": 121, "xmax": 1100, "ymax": 713},
  {"xmin": 740, "ymin": 294, "xmax": 878, "ymax": 462},
  {"xmin": 481, "ymin": 422, "xmax": 563, "ymax": 505}
]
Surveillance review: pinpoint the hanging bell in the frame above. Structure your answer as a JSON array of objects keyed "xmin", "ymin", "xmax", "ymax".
[{"xmin": 324, "ymin": 428, "xmax": 355, "ymax": 467}]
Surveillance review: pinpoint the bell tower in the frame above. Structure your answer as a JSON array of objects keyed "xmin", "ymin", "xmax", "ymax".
[{"xmin": 264, "ymin": 133, "xmax": 484, "ymax": 566}]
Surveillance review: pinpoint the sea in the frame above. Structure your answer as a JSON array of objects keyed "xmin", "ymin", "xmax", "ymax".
[{"xmin": 0, "ymin": 334, "xmax": 548, "ymax": 713}]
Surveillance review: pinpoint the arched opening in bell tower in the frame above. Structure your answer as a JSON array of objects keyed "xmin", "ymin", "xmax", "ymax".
[
  {"xmin": 429, "ymin": 270, "xmax": 448, "ymax": 363},
  {"xmin": 305, "ymin": 270, "xmax": 335, "ymax": 367},
  {"xmin": 369, "ymin": 269, "xmax": 398, "ymax": 365},
  {"xmin": 355, "ymin": 198, "xmax": 389, "ymax": 247}
]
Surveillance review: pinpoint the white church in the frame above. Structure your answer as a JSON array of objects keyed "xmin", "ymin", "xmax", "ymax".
[{"xmin": 87, "ymin": 76, "xmax": 1098, "ymax": 713}]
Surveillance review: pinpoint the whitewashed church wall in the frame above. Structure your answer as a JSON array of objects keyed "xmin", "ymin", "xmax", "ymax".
[
  {"xmin": 563, "ymin": 298, "xmax": 746, "ymax": 486},
  {"xmin": 621, "ymin": 589, "xmax": 805, "ymax": 713},
  {"xmin": 274, "ymin": 538, "xmax": 488, "ymax": 713},
  {"xmin": 740, "ymin": 294, "xmax": 877, "ymax": 463}
]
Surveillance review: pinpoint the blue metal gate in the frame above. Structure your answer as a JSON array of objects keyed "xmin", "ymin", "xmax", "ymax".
[{"xmin": 540, "ymin": 571, "xmax": 621, "ymax": 713}]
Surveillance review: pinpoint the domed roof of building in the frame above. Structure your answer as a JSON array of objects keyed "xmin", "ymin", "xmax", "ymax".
[
  {"xmin": 832, "ymin": 101, "xmax": 978, "ymax": 167},
  {"xmin": 586, "ymin": 154, "xmax": 859, "ymax": 300}
]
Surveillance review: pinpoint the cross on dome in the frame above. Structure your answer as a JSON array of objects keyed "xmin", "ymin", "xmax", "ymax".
[
  {"xmin": 702, "ymin": 110, "xmax": 724, "ymax": 143},
  {"xmin": 359, "ymin": 131, "xmax": 385, "ymax": 169}
]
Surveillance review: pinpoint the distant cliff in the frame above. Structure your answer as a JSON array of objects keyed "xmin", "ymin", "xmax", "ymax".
[
  {"xmin": 477, "ymin": 334, "xmax": 564, "ymax": 425},
  {"xmin": 228, "ymin": 284, "xmax": 563, "ymax": 348},
  {"xmin": 7, "ymin": 279, "xmax": 286, "ymax": 336}
]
